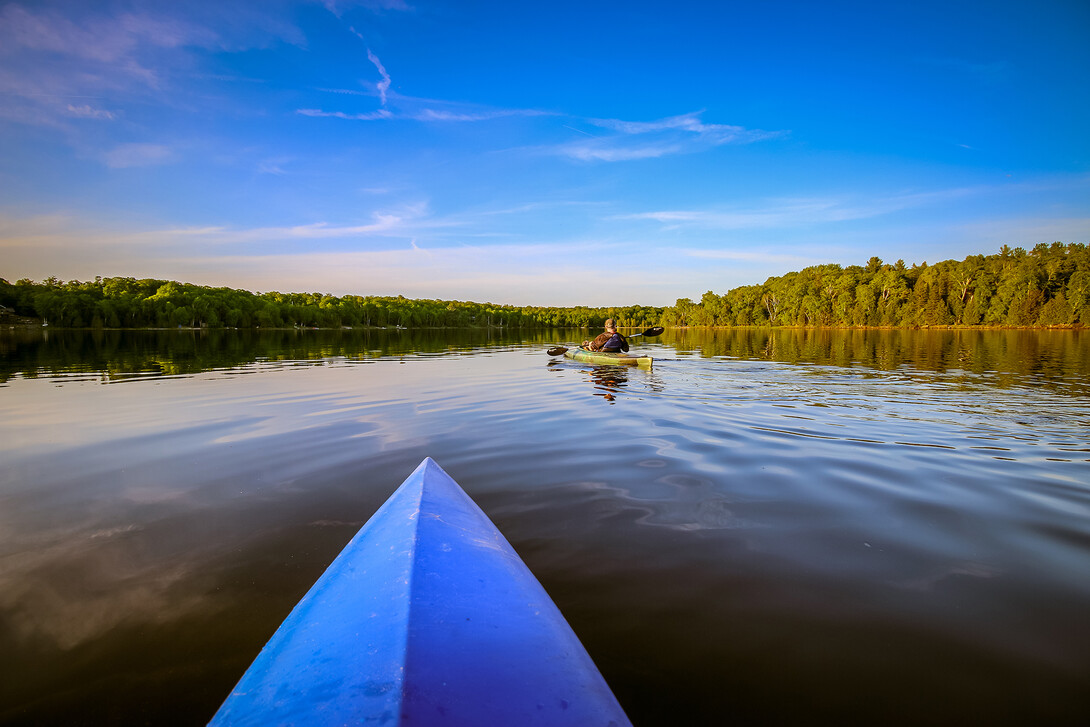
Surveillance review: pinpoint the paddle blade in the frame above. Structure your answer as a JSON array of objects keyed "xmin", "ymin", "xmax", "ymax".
[
  {"xmin": 640, "ymin": 326, "xmax": 665, "ymax": 337},
  {"xmin": 547, "ymin": 346, "xmax": 569, "ymax": 356}
]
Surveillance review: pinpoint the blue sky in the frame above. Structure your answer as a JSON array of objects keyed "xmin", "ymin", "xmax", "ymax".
[{"xmin": 1, "ymin": 0, "xmax": 1087, "ymax": 306}]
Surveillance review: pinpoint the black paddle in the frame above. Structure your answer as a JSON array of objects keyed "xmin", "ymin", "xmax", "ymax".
[{"xmin": 547, "ymin": 326, "xmax": 664, "ymax": 356}]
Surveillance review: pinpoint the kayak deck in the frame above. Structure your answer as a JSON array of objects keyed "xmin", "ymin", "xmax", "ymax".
[
  {"xmin": 564, "ymin": 346, "xmax": 653, "ymax": 368},
  {"xmin": 210, "ymin": 458, "xmax": 631, "ymax": 727}
]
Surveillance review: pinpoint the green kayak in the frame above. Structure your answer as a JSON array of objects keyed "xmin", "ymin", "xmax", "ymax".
[{"xmin": 564, "ymin": 346, "xmax": 653, "ymax": 368}]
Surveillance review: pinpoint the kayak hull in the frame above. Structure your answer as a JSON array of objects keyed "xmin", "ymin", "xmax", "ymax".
[
  {"xmin": 564, "ymin": 346, "xmax": 652, "ymax": 368},
  {"xmin": 210, "ymin": 457, "xmax": 631, "ymax": 727}
]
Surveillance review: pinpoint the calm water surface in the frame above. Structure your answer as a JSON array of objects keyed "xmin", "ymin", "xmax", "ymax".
[{"xmin": 1, "ymin": 328, "xmax": 1088, "ymax": 726}]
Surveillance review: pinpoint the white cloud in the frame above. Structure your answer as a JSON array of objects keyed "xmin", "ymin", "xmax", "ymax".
[
  {"xmin": 0, "ymin": 2, "xmax": 316, "ymax": 130},
  {"xmin": 618, "ymin": 200, "xmax": 848, "ymax": 230},
  {"xmin": 102, "ymin": 143, "xmax": 175, "ymax": 168},
  {"xmin": 0, "ymin": 203, "xmax": 450, "ymax": 260},
  {"xmin": 322, "ymin": 0, "xmax": 412, "ymax": 16},
  {"xmin": 139, "ymin": 245, "xmax": 667, "ymax": 306},
  {"xmin": 0, "ymin": 3, "xmax": 217, "ymax": 86},
  {"xmin": 0, "ymin": 210, "xmax": 664, "ymax": 305},
  {"xmin": 257, "ymin": 157, "xmax": 293, "ymax": 175},
  {"xmin": 297, "ymin": 104, "xmax": 551, "ymax": 123},
  {"xmin": 299, "ymin": 26, "xmax": 557, "ymax": 126},
  {"xmin": 618, "ymin": 187, "xmax": 992, "ymax": 231},
  {"xmin": 297, "ymin": 108, "xmax": 393, "ymax": 120},
  {"xmin": 366, "ymin": 49, "xmax": 391, "ymax": 105},
  {"xmin": 66, "ymin": 104, "xmax": 116, "ymax": 120},
  {"xmin": 141, "ymin": 205, "xmax": 444, "ymax": 245},
  {"xmin": 557, "ymin": 141, "xmax": 684, "ymax": 162},
  {"xmin": 550, "ymin": 111, "xmax": 785, "ymax": 163},
  {"xmin": 416, "ymin": 108, "xmax": 541, "ymax": 122},
  {"xmin": 2, "ymin": 4, "xmax": 133, "ymax": 63},
  {"xmin": 589, "ymin": 111, "xmax": 782, "ymax": 145}
]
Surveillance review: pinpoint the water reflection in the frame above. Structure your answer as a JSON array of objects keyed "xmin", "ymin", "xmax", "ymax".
[
  {"xmin": 3, "ymin": 327, "xmax": 1086, "ymax": 396},
  {"xmin": 1, "ymin": 327, "xmax": 1088, "ymax": 725},
  {"xmin": 0, "ymin": 327, "xmax": 559, "ymax": 384},
  {"xmin": 664, "ymin": 327, "xmax": 1090, "ymax": 394},
  {"xmin": 589, "ymin": 365, "xmax": 628, "ymax": 402}
]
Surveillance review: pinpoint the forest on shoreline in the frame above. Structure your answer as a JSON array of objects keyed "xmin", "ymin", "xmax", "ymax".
[
  {"xmin": 669, "ymin": 242, "xmax": 1089, "ymax": 329},
  {"xmin": 2, "ymin": 243, "xmax": 1087, "ymax": 330}
]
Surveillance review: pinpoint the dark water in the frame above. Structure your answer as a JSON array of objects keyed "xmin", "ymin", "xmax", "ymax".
[{"xmin": 1, "ymin": 328, "xmax": 1088, "ymax": 726}]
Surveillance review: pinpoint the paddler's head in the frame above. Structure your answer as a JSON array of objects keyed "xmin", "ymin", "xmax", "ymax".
[{"xmin": 604, "ymin": 318, "xmax": 616, "ymax": 332}]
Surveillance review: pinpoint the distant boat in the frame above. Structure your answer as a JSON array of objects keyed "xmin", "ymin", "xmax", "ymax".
[{"xmin": 565, "ymin": 346, "xmax": 653, "ymax": 368}]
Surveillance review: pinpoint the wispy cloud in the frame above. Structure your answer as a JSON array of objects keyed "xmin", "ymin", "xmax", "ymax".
[
  {"xmin": 257, "ymin": 157, "xmax": 292, "ymax": 175},
  {"xmin": 0, "ymin": 210, "xmax": 649, "ymax": 305},
  {"xmin": 366, "ymin": 49, "xmax": 392, "ymax": 105},
  {"xmin": 619, "ymin": 200, "xmax": 851, "ymax": 230},
  {"xmin": 306, "ymin": 23, "xmax": 556, "ymax": 125},
  {"xmin": 0, "ymin": 204, "xmax": 459, "ymax": 296},
  {"xmin": 149, "ymin": 203, "xmax": 446, "ymax": 244},
  {"xmin": 0, "ymin": 2, "xmax": 225, "ymax": 155},
  {"xmin": 297, "ymin": 108, "xmax": 393, "ymax": 120},
  {"xmin": 66, "ymin": 104, "xmax": 117, "ymax": 120},
  {"xmin": 0, "ymin": 4, "xmax": 217, "ymax": 91},
  {"xmin": 558, "ymin": 141, "xmax": 684, "ymax": 162},
  {"xmin": 146, "ymin": 246, "xmax": 654, "ymax": 305},
  {"xmin": 416, "ymin": 107, "xmax": 550, "ymax": 122},
  {"xmin": 3, "ymin": 5, "xmax": 166, "ymax": 64},
  {"xmin": 550, "ymin": 111, "xmax": 785, "ymax": 162},
  {"xmin": 0, "ymin": 202, "xmax": 470, "ymax": 258},
  {"xmin": 475, "ymin": 199, "xmax": 609, "ymax": 217},
  {"xmin": 619, "ymin": 188, "xmax": 985, "ymax": 231},
  {"xmin": 322, "ymin": 0, "xmax": 413, "ymax": 16},
  {"xmin": 102, "ymin": 143, "xmax": 175, "ymax": 168},
  {"xmin": 0, "ymin": 1, "xmax": 323, "ymax": 136},
  {"xmin": 589, "ymin": 111, "xmax": 781, "ymax": 144},
  {"xmin": 297, "ymin": 104, "xmax": 550, "ymax": 123}
]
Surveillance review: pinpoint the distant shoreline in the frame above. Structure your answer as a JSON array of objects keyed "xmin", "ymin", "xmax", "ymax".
[{"xmin": 4, "ymin": 319, "xmax": 1082, "ymax": 333}]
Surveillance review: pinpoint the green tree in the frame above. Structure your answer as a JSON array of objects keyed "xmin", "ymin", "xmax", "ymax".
[{"xmin": 1036, "ymin": 293, "xmax": 1074, "ymax": 325}]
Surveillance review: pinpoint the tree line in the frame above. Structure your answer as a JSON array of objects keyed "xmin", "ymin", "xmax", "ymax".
[
  {"xmin": 0, "ymin": 276, "xmax": 662, "ymax": 330},
  {"xmin": 663, "ymin": 242, "xmax": 1088, "ymax": 328},
  {"xmin": 2, "ymin": 243, "xmax": 1086, "ymax": 330}
]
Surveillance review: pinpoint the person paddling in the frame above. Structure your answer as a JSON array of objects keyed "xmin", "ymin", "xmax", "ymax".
[{"xmin": 583, "ymin": 319, "xmax": 629, "ymax": 353}]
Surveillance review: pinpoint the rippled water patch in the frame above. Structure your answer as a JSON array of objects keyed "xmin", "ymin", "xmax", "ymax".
[{"xmin": 1, "ymin": 329, "xmax": 1088, "ymax": 725}]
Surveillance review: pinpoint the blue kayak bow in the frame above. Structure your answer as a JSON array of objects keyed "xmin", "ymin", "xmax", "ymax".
[{"xmin": 210, "ymin": 457, "xmax": 631, "ymax": 726}]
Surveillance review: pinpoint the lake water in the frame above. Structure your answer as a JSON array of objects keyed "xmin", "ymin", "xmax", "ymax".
[{"xmin": 1, "ymin": 327, "xmax": 1088, "ymax": 726}]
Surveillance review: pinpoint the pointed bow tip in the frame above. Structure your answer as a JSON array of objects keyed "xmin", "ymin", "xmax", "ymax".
[
  {"xmin": 408, "ymin": 457, "xmax": 459, "ymax": 494},
  {"xmin": 418, "ymin": 456, "xmax": 445, "ymax": 477},
  {"xmin": 409, "ymin": 456, "xmax": 440, "ymax": 477}
]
